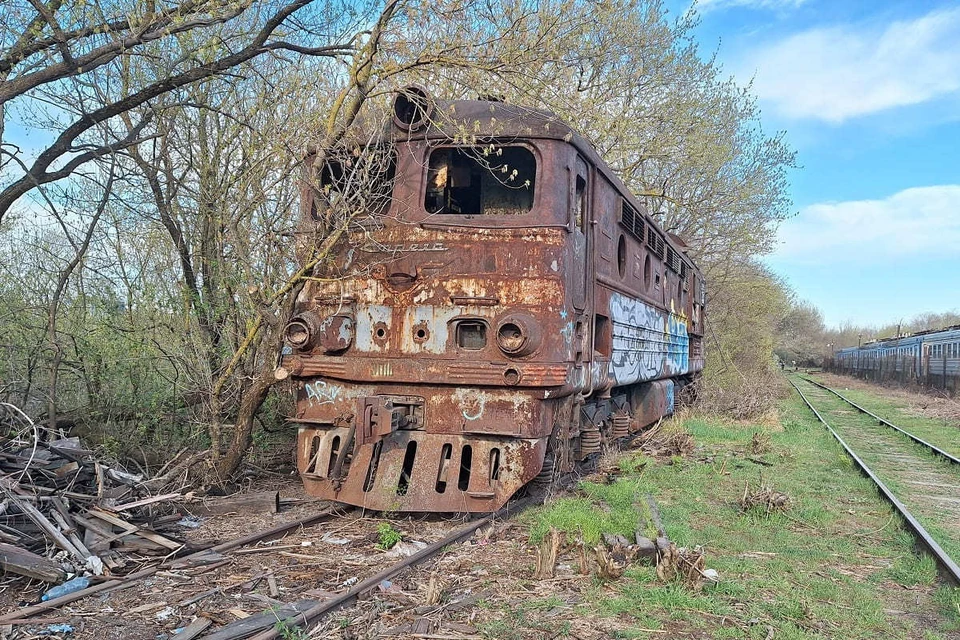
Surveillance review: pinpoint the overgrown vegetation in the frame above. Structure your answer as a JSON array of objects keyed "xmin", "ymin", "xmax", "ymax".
[
  {"xmin": 509, "ymin": 394, "xmax": 960, "ymax": 639},
  {"xmin": 0, "ymin": 0, "xmax": 796, "ymax": 476}
]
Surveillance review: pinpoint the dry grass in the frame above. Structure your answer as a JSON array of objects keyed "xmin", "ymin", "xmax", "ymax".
[
  {"xmin": 750, "ymin": 431, "xmax": 772, "ymax": 454},
  {"xmin": 694, "ymin": 368, "xmax": 791, "ymax": 420},
  {"xmin": 738, "ymin": 478, "xmax": 790, "ymax": 515}
]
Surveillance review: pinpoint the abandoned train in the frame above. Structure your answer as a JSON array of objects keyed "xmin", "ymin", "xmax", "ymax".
[
  {"xmin": 832, "ymin": 326, "xmax": 960, "ymax": 393},
  {"xmin": 277, "ymin": 88, "xmax": 705, "ymax": 512}
]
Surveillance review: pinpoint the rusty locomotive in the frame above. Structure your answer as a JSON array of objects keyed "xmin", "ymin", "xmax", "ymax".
[{"xmin": 278, "ymin": 88, "xmax": 705, "ymax": 512}]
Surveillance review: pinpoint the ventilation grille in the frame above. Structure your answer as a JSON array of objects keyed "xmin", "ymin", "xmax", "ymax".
[
  {"xmin": 619, "ymin": 200, "xmax": 645, "ymax": 244},
  {"xmin": 666, "ymin": 247, "xmax": 683, "ymax": 274},
  {"xmin": 647, "ymin": 228, "xmax": 665, "ymax": 259}
]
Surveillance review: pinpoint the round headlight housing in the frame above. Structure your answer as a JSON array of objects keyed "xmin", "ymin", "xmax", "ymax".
[{"xmin": 495, "ymin": 314, "xmax": 542, "ymax": 357}]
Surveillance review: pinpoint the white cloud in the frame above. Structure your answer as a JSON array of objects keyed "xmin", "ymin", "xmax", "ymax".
[
  {"xmin": 742, "ymin": 8, "xmax": 960, "ymax": 122},
  {"xmin": 774, "ymin": 185, "xmax": 960, "ymax": 263}
]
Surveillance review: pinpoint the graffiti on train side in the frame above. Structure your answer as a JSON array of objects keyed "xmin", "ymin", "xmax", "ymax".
[
  {"xmin": 304, "ymin": 379, "xmax": 340, "ymax": 406},
  {"xmin": 608, "ymin": 292, "xmax": 689, "ymax": 385}
]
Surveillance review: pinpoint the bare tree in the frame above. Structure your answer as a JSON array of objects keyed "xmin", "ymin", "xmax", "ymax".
[{"xmin": 0, "ymin": 0, "xmax": 355, "ymax": 223}]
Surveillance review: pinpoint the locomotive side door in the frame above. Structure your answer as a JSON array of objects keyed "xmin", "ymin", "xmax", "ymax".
[
  {"xmin": 571, "ymin": 156, "xmax": 590, "ymax": 312},
  {"xmin": 570, "ymin": 156, "xmax": 594, "ymax": 392}
]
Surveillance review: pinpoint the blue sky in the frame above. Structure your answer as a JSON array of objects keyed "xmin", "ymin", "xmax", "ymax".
[{"xmin": 671, "ymin": 0, "xmax": 960, "ymax": 328}]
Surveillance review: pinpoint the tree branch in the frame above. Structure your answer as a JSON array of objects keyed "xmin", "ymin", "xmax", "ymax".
[{"xmin": 0, "ymin": 0, "xmax": 352, "ymax": 222}]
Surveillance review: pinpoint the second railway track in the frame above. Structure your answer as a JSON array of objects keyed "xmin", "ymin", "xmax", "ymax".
[{"xmin": 789, "ymin": 374, "xmax": 960, "ymax": 583}]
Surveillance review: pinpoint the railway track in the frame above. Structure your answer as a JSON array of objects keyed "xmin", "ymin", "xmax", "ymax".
[
  {"xmin": 0, "ymin": 496, "xmax": 535, "ymax": 637},
  {"xmin": 789, "ymin": 375, "xmax": 960, "ymax": 584}
]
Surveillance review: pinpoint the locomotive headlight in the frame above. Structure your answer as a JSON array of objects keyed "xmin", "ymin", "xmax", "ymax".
[
  {"xmin": 496, "ymin": 314, "xmax": 542, "ymax": 357},
  {"xmin": 284, "ymin": 312, "xmax": 321, "ymax": 350},
  {"xmin": 284, "ymin": 312, "xmax": 354, "ymax": 354}
]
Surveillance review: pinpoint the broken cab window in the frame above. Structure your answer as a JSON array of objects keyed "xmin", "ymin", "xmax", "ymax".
[
  {"xmin": 424, "ymin": 146, "xmax": 535, "ymax": 215},
  {"xmin": 310, "ymin": 150, "xmax": 396, "ymax": 220}
]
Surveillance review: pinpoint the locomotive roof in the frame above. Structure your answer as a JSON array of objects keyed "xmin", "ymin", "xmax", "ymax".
[{"xmin": 392, "ymin": 93, "xmax": 702, "ymax": 278}]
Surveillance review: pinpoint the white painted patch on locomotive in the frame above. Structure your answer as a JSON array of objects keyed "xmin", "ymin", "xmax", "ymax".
[
  {"xmin": 355, "ymin": 305, "xmax": 393, "ymax": 352},
  {"xmin": 453, "ymin": 387, "xmax": 487, "ymax": 421},
  {"xmin": 608, "ymin": 291, "xmax": 689, "ymax": 385},
  {"xmin": 401, "ymin": 305, "xmax": 456, "ymax": 353}
]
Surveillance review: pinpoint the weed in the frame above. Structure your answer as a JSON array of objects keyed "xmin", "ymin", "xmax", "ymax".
[
  {"xmin": 271, "ymin": 611, "xmax": 308, "ymax": 640},
  {"xmin": 376, "ymin": 522, "xmax": 402, "ymax": 550},
  {"xmin": 617, "ymin": 452, "xmax": 649, "ymax": 475}
]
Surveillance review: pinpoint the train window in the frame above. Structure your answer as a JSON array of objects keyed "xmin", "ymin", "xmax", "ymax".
[
  {"xmin": 456, "ymin": 321, "xmax": 487, "ymax": 350},
  {"xmin": 643, "ymin": 254, "xmax": 652, "ymax": 290},
  {"xmin": 575, "ymin": 174, "xmax": 587, "ymax": 229},
  {"xmin": 424, "ymin": 146, "xmax": 535, "ymax": 215},
  {"xmin": 311, "ymin": 150, "xmax": 396, "ymax": 220},
  {"xmin": 617, "ymin": 234, "xmax": 626, "ymax": 277}
]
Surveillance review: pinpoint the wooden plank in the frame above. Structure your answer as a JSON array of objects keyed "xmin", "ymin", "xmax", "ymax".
[
  {"xmin": 2, "ymin": 493, "xmax": 86, "ymax": 563},
  {"xmin": 87, "ymin": 508, "xmax": 182, "ymax": 551},
  {"xmin": 0, "ymin": 542, "xmax": 67, "ymax": 583},
  {"xmin": 113, "ymin": 493, "xmax": 181, "ymax": 512},
  {"xmin": 173, "ymin": 617, "xmax": 212, "ymax": 640},
  {"xmin": 185, "ymin": 491, "xmax": 279, "ymax": 516},
  {"xmin": 202, "ymin": 600, "xmax": 317, "ymax": 640}
]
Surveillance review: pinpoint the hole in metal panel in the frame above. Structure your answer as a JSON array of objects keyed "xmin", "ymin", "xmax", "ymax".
[
  {"xmin": 326, "ymin": 435, "xmax": 341, "ymax": 476},
  {"xmin": 397, "ymin": 440, "xmax": 418, "ymax": 496},
  {"xmin": 362, "ymin": 441, "xmax": 383, "ymax": 493},
  {"xmin": 435, "ymin": 443, "xmax": 453, "ymax": 494},
  {"xmin": 306, "ymin": 435, "xmax": 321, "ymax": 474},
  {"xmin": 458, "ymin": 445, "xmax": 473, "ymax": 491},
  {"xmin": 490, "ymin": 448, "xmax": 501, "ymax": 482}
]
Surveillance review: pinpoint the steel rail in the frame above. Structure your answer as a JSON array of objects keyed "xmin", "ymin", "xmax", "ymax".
[
  {"xmin": 247, "ymin": 498, "xmax": 537, "ymax": 640},
  {"xmin": 788, "ymin": 377, "xmax": 960, "ymax": 585},
  {"xmin": 802, "ymin": 376, "xmax": 960, "ymax": 466}
]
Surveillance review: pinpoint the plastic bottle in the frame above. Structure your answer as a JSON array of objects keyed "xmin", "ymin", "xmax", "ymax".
[{"xmin": 41, "ymin": 576, "xmax": 90, "ymax": 601}]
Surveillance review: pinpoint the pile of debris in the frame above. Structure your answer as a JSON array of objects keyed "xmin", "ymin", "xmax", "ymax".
[{"xmin": 0, "ymin": 403, "xmax": 196, "ymax": 584}]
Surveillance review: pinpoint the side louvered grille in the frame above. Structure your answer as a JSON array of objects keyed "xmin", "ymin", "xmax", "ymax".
[
  {"xmin": 619, "ymin": 200, "xmax": 645, "ymax": 243},
  {"xmin": 647, "ymin": 228, "xmax": 665, "ymax": 259}
]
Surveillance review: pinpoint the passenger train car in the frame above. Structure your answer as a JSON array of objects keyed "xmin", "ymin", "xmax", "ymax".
[
  {"xmin": 833, "ymin": 326, "xmax": 960, "ymax": 393},
  {"xmin": 277, "ymin": 88, "xmax": 705, "ymax": 512}
]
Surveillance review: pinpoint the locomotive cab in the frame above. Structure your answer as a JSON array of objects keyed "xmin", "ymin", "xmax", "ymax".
[{"xmin": 279, "ymin": 88, "xmax": 704, "ymax": 512}]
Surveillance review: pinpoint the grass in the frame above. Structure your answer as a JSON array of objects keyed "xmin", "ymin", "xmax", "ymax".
[
  {"xmin": 526, "ymin": 478, "xmax": 654, "ymax": 545},
  {"xmin": 503, "ymin": 391, "xmax": 960, "ymax": 639},
  {"xmin": 808, "ymin": 373, "xmax": 960, "ymax": 458}
]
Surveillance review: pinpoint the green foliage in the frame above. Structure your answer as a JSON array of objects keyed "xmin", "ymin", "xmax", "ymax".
[
  {"xmin": 273, "ymin": 618, "xmax": 308, "ymax": 640},
  {"xmin": 376, "ymin": 522, "xmax": 402, "ymax": 550}
]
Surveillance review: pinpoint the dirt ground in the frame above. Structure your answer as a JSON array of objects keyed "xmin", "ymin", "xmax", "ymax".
[
  {"xmin": 0, "ymin": 477, "xmax": 478, "ymax": 639},
  {"xmin": 4, "ymin": 384, "xmax": 960, "ymax": 639}
]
